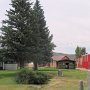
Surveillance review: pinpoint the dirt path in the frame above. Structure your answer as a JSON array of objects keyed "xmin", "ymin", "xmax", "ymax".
[{"xmin": 38, "ymin": 76, "xmax": 81, "ymax": 90}]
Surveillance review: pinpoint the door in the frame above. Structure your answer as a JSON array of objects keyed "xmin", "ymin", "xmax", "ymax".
[{"xmin": 65, "ymin": 63, "xmax": 69, "ymax": 69}]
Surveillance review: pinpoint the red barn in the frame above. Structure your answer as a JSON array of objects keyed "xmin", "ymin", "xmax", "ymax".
[{"xmin": 76, "ymin": 54, "xmax": 90, "ymax": 69}]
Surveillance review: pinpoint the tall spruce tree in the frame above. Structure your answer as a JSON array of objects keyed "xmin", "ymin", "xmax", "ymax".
[
  {"xmin": 1, "ymin": 0, "xmax": 33, "ymax": 68},
  {"xmin": 32, "ymin": 0, "xmax": 55, "ymax": 70},
  {"xmin": 0, "ymin": 0, "xmax": 55, "ymax": 70}
]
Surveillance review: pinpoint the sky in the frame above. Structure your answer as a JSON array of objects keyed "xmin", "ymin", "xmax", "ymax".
[{"xmin": 0, "ymin": 0, "xmax": 90, "ymax": 54}]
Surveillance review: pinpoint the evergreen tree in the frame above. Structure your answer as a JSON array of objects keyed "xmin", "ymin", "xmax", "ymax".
[
  {"xmin": 0, "ymin": 0, "xmax": 55, "ymax": 70},
  {"xmin": 32, "ymin": 0, "xmax": 55, "ymax": 70},
  {"xmin": 1, "ymin": 0, "xmax": 33, "ymax": 68}
]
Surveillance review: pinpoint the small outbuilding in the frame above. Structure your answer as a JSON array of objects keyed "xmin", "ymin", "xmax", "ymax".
[
  {"xmin": 0, "ymin": 62, "xmax": 17, "ymax": 70},
  {"xmin": 51, "ymin": 56, "xmax": 76, "ymax": 69}
]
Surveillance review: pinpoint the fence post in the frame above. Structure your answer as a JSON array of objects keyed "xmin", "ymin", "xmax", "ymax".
[
  {"xmin": 58, "ymin": 69, "xmax": 63, "ymax": 76},
  {"xmin": 87, "ymin": 69, "xmax": 90, "ymax": 90},
  {"xmin": 79, "ymin": 80, "xmax": 84, "ymax": 90}
]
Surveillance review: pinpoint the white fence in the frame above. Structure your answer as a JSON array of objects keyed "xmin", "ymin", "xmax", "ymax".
[{"xmin": 4, "ymin": 64, "xmax": 17, "ymax": 70}]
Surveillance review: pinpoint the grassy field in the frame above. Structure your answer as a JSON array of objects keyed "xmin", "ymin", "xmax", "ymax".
[{"xmin": 0, "ymin": 68, "xmax": 87, "ymax": 90}]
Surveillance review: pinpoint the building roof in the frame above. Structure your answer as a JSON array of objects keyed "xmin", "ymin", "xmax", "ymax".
[
  {"xmin": 53, "ymin": 52, "xmax": 75, "ymax": 61},
  {"xmin": 52, "ymin": 56, "xmax": 70, "ymax": 61}
]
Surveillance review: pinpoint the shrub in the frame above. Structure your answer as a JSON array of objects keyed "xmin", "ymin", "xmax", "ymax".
[
  {"xmin": 29, "ymin": 71, "xmax": 50, "ymax": 84},
  {"xmin": 16, "ymin": 68, "xmax": 50, "ymax": 84},
  {"xmin": 16, "ymin": 68, "xmax": 33, "ymax": 84}
]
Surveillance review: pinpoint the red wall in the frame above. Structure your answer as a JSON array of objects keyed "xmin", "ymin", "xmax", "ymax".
[{"xmin": 76, "ymin": 54, "xmax": 90, "ymax": 69}]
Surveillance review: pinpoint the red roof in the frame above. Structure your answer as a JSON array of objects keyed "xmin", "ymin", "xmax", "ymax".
[{"xmin": 52, "ymin": 56, "xmax": 69, "ymax": 61}]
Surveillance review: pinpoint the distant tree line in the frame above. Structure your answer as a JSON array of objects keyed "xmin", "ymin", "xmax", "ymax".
[{"xmin": 0, "ymin": 0, "xmax": 55, "ymax": 70}]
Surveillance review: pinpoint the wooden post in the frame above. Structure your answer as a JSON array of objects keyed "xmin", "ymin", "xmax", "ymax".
[
  {"xmin": 58, "ymin": 69, "xmax": 63, "ymax": 76},
  {"xmin": 79, "ymin": 80, "xmax": 84, "ymax": 90},
  {"xmin": 87, "ymin": 63, "xmax": 90, "ymax": 90}
]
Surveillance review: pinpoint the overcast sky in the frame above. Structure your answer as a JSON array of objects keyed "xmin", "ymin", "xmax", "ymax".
[{"xmin": 0, "ymin": 0, "xmax": 90, "ymax": 54}]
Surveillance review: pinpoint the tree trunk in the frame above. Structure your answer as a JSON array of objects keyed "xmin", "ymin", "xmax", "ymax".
[
  {"xmin": 19, "ymin": 61, "xmax": 24, "ymax": 69},
  {"xmin": 33, "ymin": 61, "xmax": 38, "ymax": 70}
]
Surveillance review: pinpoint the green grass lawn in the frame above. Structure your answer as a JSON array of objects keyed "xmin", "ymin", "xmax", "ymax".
[{"xmin": 0, "ymin": 68, "xmax": 87, "ymax": 90}]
